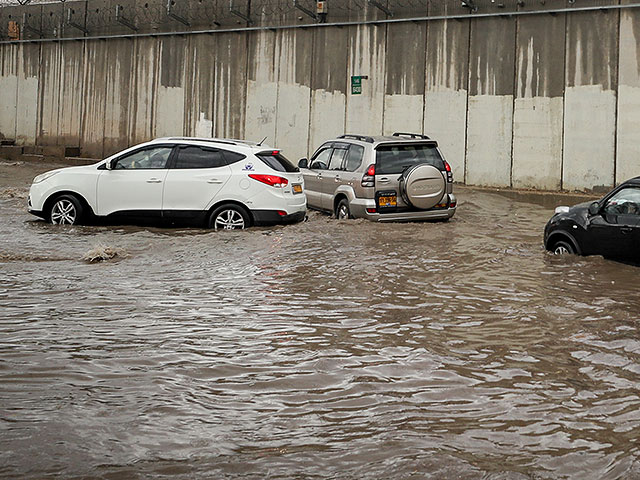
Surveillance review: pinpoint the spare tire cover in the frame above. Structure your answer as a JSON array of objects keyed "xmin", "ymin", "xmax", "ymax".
[{"xmin": 401, "ymin": 164, "xmax": 446, "ymax": 210}]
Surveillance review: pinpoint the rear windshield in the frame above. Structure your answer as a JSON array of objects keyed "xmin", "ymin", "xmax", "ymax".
[
  {"xmin": 256, "ymin": 151, "xmax": 299, "ymax": 173},
  {"xmin": 375, "ymin": 144, "xmax": 445, "ymax": 175}
]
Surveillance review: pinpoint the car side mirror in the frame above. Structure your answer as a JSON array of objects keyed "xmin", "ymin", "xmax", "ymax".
[
  {"xmin": 588, "ymin": 201, "xmax": 600, "ymax": 216},
  {"xmin": 105, "ymin": 160, "xmax": 113, "ymax": 170},
  {"xmin": 298, "ymin": 158, "xmax": 308, "ymax": 169}
]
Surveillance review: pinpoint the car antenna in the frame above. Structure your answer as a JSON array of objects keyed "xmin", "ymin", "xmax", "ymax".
[{"xmin": 257, "ymin": 136, "xmax": 268, "ymax": 146}]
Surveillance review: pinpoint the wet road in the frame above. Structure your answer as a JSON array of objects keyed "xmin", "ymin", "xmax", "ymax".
[{"xmin": 1, "ymin": 161, "xmax": 639, "ymax": 479}]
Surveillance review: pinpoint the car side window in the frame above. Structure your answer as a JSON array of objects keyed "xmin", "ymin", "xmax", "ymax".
[
  {"xmin": 310, "ymin": 148, "xmax": 332, "ymax": 170},
  {"xmin": 345, "ymin": 145, "xmax": 364, "ymax": 172},
  {"xmin": 222, "ymin": 151, "xmax": 246, "ymax": 165},
  {"xmin": 604, "ymin": 187, "xmax": 640, "ymax": 216},
  {"xmin": 174, "ymin": 146, "xmax": 227, "ymax": 169},
  {"xmin": 329, "ymin": 148, "xmax": 348, "ymax": 170},
  {"xmin": 114, "ymin": 147, "xmax": 172, "ymax": 170}
]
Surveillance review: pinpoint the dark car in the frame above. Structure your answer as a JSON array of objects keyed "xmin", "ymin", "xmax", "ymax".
[{"xmin": 544, "ymin": 177, "xmax": 640, "ymax": 261}]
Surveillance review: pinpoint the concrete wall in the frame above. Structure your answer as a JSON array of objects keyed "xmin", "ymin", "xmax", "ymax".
[
  {"xmin": 512, "ymin": 6, "xmax": 565, "ymax": 191},
  {"xmin": 563, "ymin": 0, "xmax": 619, "ymax": 192},
  {"xmin": 1, "ymin": 3, "xmax": 640, "ymax": 193}
]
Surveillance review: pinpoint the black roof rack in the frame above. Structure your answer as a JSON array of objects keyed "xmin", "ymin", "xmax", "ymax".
[
  {"xmin": 392, "ymin": 132, "xmax": 431, "ymax": 140},
  {"xmin": 338, "ymin": 134, "xmax": 375, "ymax": 143},
  {"xmin": 166, "ymin": 137, "xmax": 239, "ymax": 146}
]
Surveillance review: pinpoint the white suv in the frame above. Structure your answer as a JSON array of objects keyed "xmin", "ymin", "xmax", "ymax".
[{"xmin": 28, "ymin": 137, "xmax": 307, "ymax": 230}]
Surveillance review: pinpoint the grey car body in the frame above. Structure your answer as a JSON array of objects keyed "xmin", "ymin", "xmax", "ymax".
[{"xmin": 298, "ymin": 133, "xmax": 456, "ymax": 222}]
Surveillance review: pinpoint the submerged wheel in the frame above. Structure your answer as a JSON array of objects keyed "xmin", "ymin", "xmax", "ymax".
[
  {"xmin": 49, "ymin": 195, "xmax": 83, "ymax": 225},
  {"xmin": 335, "ymin": 198, "xmax": 352, "ymax": 220},
  {"xmin": 209, "ymin": 204, "xmax": 250, "ymax": 231},
  {"xmin": 551, "ymin": 239, "xmax": 576, "ymax": 255}
]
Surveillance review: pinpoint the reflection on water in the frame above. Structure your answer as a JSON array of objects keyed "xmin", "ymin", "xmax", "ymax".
[{"xmin": 0, "ymin": 166, "xmax": 639, "ymax": 479}]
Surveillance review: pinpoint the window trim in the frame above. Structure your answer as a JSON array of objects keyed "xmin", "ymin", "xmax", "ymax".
[
  {"xmin": 169, "ymin": 144, "xmax": 230, "ymax": 170},
  {"xmin": 344, "ymin": 144, "xmax": 365, "ymax": 172},
  {"xmin": 328, "ymin": 147, "xmax": 349, "ymax": 171},
  {"xmin": 112, "ymin": 144, "xmax": 176, "ymax": 170},
  {"xmin": 309, "ymin": 147, "xmax": 333, "ymax": 170}
]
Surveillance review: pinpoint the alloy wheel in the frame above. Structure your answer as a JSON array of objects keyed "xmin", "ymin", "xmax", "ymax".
[
  {"xmin": 214, "ymin": 209, "xmax": 246, "ymax": 231},
  {"xmin": 51, "ymin": 199, "xmax": 77, "ymax": 225}
]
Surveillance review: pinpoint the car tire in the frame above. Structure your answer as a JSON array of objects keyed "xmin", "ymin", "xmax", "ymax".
[
  {"xmin": 208, "ymin": 204, "xmax": 250, "ymax": 231},
  {"xmin": 49, "ymin": 194, "xmax": 83, "ymax": 225},
  {"xmin": 335, "ymin": 198, "xmax": 352, "ymax": 220},
  {"xmin": 551, "ymin": 239, "xmax": 576, "ymax": 255}
]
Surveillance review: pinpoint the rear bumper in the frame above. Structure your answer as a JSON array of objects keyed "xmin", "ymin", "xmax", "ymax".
[
  {"xmin": 350, "ymin": 194, "xmax": 457, "ymax": 222},
  {"xmin": 252, "ymin": 209, "xmax": 307, "ymax": 226},
  {"xmin": 369, "ymin": 208, "xmax": 456, "ymax": 222}
]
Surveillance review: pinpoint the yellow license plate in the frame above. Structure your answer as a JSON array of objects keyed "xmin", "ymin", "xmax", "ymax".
[
  {"xmin": 379, "ymin": 195, "xmax": 397, "ymax": 207},
  {"xmin": 293, "ymin": 184, "xmax": 303, "ymax": 194}
]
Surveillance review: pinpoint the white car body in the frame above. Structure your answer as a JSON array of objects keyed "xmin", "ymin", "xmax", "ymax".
[{"xmin": 28, "ymin": 137, "xmax": 307, "ymax": 228}]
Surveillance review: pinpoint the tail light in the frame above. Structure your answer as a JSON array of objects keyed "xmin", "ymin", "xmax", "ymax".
[
  {"xmin": 443, "ymin": 161, "xmax": 453, "ymax": 183},
  {"xmin": 249, "ymin": 174, "xmax": 289, "ymax": 188},
  {"xmin": 435, "ymin": 195, "xmax": 457, "ymax": 209},
  {"xmin": 362, "ymin": 164, "xmax": 375, "ymax": 187}
]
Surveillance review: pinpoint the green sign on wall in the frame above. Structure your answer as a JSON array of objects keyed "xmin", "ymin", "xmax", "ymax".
[{"xmin": 351, "ymin": 76, "xmax": 364, "ymax": 95}]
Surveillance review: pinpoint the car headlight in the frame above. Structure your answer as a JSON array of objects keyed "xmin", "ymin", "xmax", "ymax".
[{"xmin": 33, "ymin": 170, "xmax": 59, "ymax": 184}]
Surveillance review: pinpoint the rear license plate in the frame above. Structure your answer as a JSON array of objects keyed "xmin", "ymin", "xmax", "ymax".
[
  {"xmin": 292, "ymin": 184, "xmax": 303, "ymax": 194},
  {"xmin": 378, "ymin": 195, "xmax": 397, "ymax": 208}
]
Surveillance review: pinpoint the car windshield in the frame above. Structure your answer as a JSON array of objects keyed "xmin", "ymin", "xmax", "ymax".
[
  {"xmin": 375, "ymin": 144, "xmax": 445, "ymax": 175},
  {"xmin": 257, "ymin": 151, "xmax": 299, "ymax": 173}
]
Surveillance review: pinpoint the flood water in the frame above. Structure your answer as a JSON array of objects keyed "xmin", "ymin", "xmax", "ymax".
[{"xmin": 1, "ymin": 161, "xmax": 639, "ymax": 479}]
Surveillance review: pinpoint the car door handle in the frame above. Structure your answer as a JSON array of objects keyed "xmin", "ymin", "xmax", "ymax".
[
  {"xmin": 334, "ymin": 175, "xmax": 341, "ymax": 181},
  {"xmin": 378, "ymin": 177, "xmax": 390, "ymax": 184},
  {"xmin": 207, "ymin": 179, "xmax": 223, "ymax": 184},
  {"xmin": 146, "ymin": 178, "xmax": 163, "ymax": 184},
  {"xmin": 621, "ymin": 227, "xmax": 633, "ymax": 235}
]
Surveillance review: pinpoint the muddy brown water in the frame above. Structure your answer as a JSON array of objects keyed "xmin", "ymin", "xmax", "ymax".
[{"xmin": 1, "ymin": 162, "xmax": 639, "ymax": 479}]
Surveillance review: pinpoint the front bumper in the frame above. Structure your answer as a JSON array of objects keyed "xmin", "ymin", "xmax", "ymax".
[
  {"xmin": 28, "ymin": 209, "xmax": 46, "ymax": 219},
  {"xmin": 27, "ymin": 194, "xmax": 46, "ymax": 219}
]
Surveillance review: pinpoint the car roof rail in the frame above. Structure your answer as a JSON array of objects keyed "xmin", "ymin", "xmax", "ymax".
[
  {"xmin": 392, "ymin": 132, "xmax": 431, "ymax": 140},
  {"xmin": 159, "ymin": 137, "xmax": 240, "ymax": 146},
  {"xmin": 338, "ymin": 134, "xmax": 375, "ymax": 143}
]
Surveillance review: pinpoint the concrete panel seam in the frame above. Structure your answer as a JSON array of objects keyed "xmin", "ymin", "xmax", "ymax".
[
  {"xmin": 560, "ymin": 11, "xmax": 568, "ymax": 192},
  {"xmin": 464, "ymin": 18, "xmax": 472, "ymax": 185},
  {"xmin": 614, "ymin": 4, "xmax": 621, "ymax": 186},
  {"xmin": 305, "ymin": 30, "xmax": 315, "ymax": 157},
  {"xmin": 510, "ymin": 14, "xmax": 518, "ymax": 188}
]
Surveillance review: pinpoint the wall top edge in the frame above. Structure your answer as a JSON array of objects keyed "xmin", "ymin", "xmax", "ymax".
[{"xmin": 2, "ymin": 3, "xmax": 640, "ymax": 45}]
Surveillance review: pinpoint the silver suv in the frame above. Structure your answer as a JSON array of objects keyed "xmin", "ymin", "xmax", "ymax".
[{"xmin": 298, "ymin": 133, "xmax": 456, "ymax": 222}]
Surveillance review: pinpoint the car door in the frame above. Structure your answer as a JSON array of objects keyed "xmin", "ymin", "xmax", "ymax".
[
  {"xmin": 162, "ymin": 145, "xmax": 233, "ymax": 219},
  {"xmin": 322, "ymin": 144, "xmax": 349, "ymax": 211},
  {"xmin": 303, "ymin": 146, "xmax": 332, "ymax": 210},
  {"xmin": 96, "ymin": 145, "xmax": 174, "ymax": 217},
  {"xmin": 587, "ymin": 187, "xmax": 640, "ymax": 260}
]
